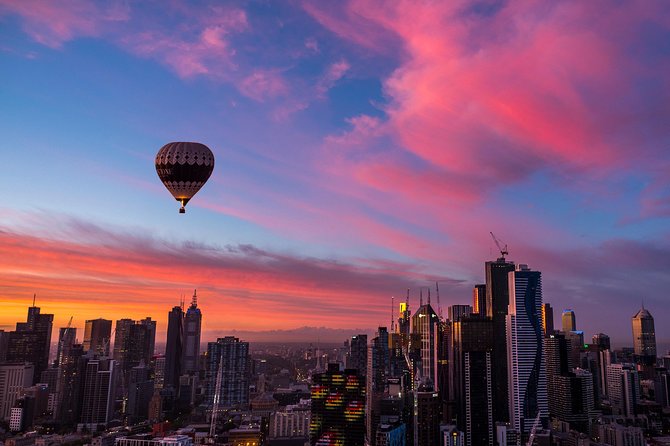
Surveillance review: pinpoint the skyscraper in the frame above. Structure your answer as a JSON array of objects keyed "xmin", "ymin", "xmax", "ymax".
[
  {"xmin": 83, "ymin": 319, "xmax": 112, "ymax": 356},
  {"xmin": 606, "ymin": 363, "xmax": 639, "ymax": 417},
  {"xmin": 55, "ymin": 343, "xmax": 86, "ymax": 425},
  {"xmin": 182, "ymin": 291, "xmax": 202, "ymax": 376},
  {"xmin": 206, "ymin": 337, "xmax": 250, "ymax": 408},
  {"xmin": 411, "ymin": 299, "xmax": 441, "ymax": 389},
  {"xmin": 485, "ymin": 257, "xmax": 515, "ymax": 423},
  {"xmin": 631, "ymin": 306, "xmax": 656, "ymax": 366},
  {"xmin": 78, "ymin": 358, "xmax": 117, "ymax": 432},
  {"xmin": 416, "ymin": 380, "xmax": 441, "ymax": 446},
  {"xmin": 310, "ymin": 363, "xmax": 365, "ymax": 446},
  {"xmin": 366, "ymin": 327, "xmax": 389, "ymax": 446},
  {"xmin": 0, "ymin": 363, "xmax": 34, "ymax": 421},
  {"xmin": 506, "ymin": 264, "xmax": 548, "ymax": 433},
  {"xmin": 592, "ymin": 333, "xmax": 611, "ymax": 351},
  {"xmin": 562, "ymin": 309, "xmax": 576, "ymax": 332},
  {"xmin": 447, "ymin": 305, "xmax": 472, "ymax": 323},
  {"xmin": 348, "ymin": 334, "xmax": 368, "ymax": 376},
  {"xmin": 113, "ymin": 318, "xmax": 156, "ymax": 386},
  {"xmin": 164, "ymin": 305, "xmax": 184, "ymax": 391},
  {"xmin": 7, "ymin": 304, "xmax": 53, "ymax": 383},
  {"xmin": 55, "ymin": 327, "xmax": 77, "ymax": 367},
  {"xmin": 452, "ymin": 316, "xmax": 494, "ymax": 446},
  {"xmin": 472, "ymin": 284, "xmax": 486, "ymax": 316},
  {"xmin": 541, "ymin": 303, "xmax": 554, "ymax": 336}
]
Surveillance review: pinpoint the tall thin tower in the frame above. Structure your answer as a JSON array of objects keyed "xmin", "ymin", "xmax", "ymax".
[{"xmin": 183, "ymin": 290, "xmax": 202, "ymax": 375}]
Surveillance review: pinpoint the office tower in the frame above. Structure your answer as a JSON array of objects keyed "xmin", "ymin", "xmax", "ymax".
[
  {"xmin": 79, "ymin": 358, "xmax": 117, "ymax": 432},
  {"xmin": 206, "ymin": 337, "xmax": 250, "ymax": 408},
  {"xmin": 113, "ymin": 318, "xmax": 156, "ymax": 386},
  {"xmin": 182, "ymin": 291, "xmax": 201, "ymax": 375},
  {"xmin": 10, "ymin": 396, "xmax": 35, "ymax": 432},
  {"xmin": 452, "ymin": 316, "xmax": 494, "ymax": 446},
  {"xmin": 654, "ymin": 368, "xmax": 669, "ymax": 407},
  {"xmin": 0, "ymin": 331, "xmax": 9, "ymax": 362},
  {"xmin": 270, "ymin": 404, "xmax": 311, "ymax": 440},
  {"xmin": 367, "ymin": 328, "xmax": 389, "ymax": 446},
  {"xmin": 397, "ymin": 292, "xmax": 411, "ymax": 336},
  {"xmin": 0, "ymin": 363, "xmax": 34, "ymax": 421},
  {"xmin": 562, "ymin": 309, "xmax": 576, "ymax": 332},
  {"xmin": 485, "ymin": 257, "xmax": 515, "ymax": 423},
  {"xmin": 606, "ymin": 363, "xmax": 639, "ymax": 417},
  {"xmin": 7, "ymin": 304, "xmax": 53, "ymax": 383},
  {"xmin": 631, "ymin": 306, "xmax": 656, "ymax": 366},
  {"xmin": 83, "ymin": 319, "xmax": 112, "ymax": 356},
  {"xmin": 348, "ymin": 334, "xmax": 368, "ymax": 375},
  {"xmin": 164, "ymin": 305, "xmax": 184, "ymax": 390},
  {"xmin": 411, "ymin": 298, "xmax": 441, "ymax": 389},
  {"xmin": 55, "ymin": 327, "xmax": 77, "ymax": 367},
  {"xmin": 448, "ymin": 305, "xmax": 472, "ymax": 323},
  {"xmin": 472, "ymin": 285, "xmax": 486, "ymax": 316},
  {"xmin": 310, "ymin": 363, "xmax": 365, "ymax": 445},
  {"xmin": 592, "ymin": 333, "xmax": 611, "ymax": 351},
  {"xmin": 127, "ymin": 363, "xmax": 154, "ymax": 423},
  {"xmin": 55, "ymin": 343, "xmax": 86, "ymax": 425},
  {"xmin": 506, "ymin": 264, "xmax": 548, "ymax": 433},
  {"xmin": 416, "ymin": 380, "xmax": 440, "ymax": 446},
  {"xmin": 563, "ymin": 331, "xmax": 584, "ymax": 371},
  {"xmin": 542, "ymin": 303, "xmax": 554, "ymax": 336}
]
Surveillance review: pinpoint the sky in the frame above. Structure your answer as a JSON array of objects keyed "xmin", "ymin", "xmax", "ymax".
[{"xmin": 0, "ymin": 0, "xmax": 669, "ymax": 347}]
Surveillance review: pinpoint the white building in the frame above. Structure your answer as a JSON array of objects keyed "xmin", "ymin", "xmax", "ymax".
[{"xmin": 0, "ymin": 363, "xmax": 34, "ymax": 421}]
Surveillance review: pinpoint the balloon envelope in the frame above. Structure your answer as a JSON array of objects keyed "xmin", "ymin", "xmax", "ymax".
[{"xmin": 155, "ymin": 142, "xmax": 215, "ymax": 213}]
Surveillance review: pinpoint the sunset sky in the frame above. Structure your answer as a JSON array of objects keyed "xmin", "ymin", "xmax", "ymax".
[{"xmin": 1, "ymin": 1, "xmax": 669, "ymax": 347}]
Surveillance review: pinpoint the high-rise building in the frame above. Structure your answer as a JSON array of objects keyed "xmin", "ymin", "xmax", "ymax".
[
  {"xmin": 0, "ymin": 331, "xmax": 9, "ymax": 362},
  {"xmin": 561, "ymin": 309, "xmax": 576, "ymax": 332},
  {"xmin": 55, "ymin": 343, "xmax": 86, "ymax": 425},
  {"xmin": 654, "ymin": 368, "xmax": 669, "ymax": 408},
  {"xmin": 411, "ymin": 299, "xmax": 442, "ymax": 389},
  {"xmin": 592, "ymin": 333, "xmax": 611, "ymax": 351},
  {"xmin": 127, "ymin": 363, "xmax": 154, "ymax": 423},
  {"xmin": 79, "ymin": 358, "xmax": 117, "ymax": 432},
  {"xmin": 485, "ymin": 257, "xmax": 515, "ymax": 423},
  {"xmin": 164, "ymin": 305, "xmax": 184, "ymax": 391},
  {"xmin": 7, "ymin": 304, "xmax": 53, "ymax": 383},
  {"xmin": 631, "ymin": 306, "xmax": 656, "ymax": 366},
  {"xmin": 83, "ymin": 319, "xmax": 112, "ymax": 357},
  {"xmin": 113, "ymin": 318, "xmax": 156, "ymax": 385},
  {"xmin": 310, "ymin": 363, "xmax": 365, "ymax": 446},
  {"xmin": 348, "ymin": 334, "xmax": 368, "ymax": 376},
  {"xmin": 206, "ymin": 337, "xmax": 250, "ymax": 408},
  {"xmin": 472, "ymin": 285, "xmax": 486, "ymax": 317},
  {"xmin": 0, "ymin": 363, "xmax": 34, "ymax": 421},
  {"xmin": 55, "ymin": 327, "xmax": 77, "ymax": 367},
  {"xmin": 542, "ymin": 303, "xmax": 554, "ymax": 336},
  {"xmin": 452, "ymin": 316, "xmax": 494, "ymax": 446},
  {"xmin": 182, "ymin": 291, "xmax": 201, "ymax": 376},
  {"xmin": 506, "ymin": 264, "xmax": 548, "ymax": 433},
  {"xmin": 448, "ymin": 305, "xmax": 472, "ymax": 323},
  {"xmin": 367, "ymin": 328, "xmax": 389, "ymax": 446},
  {"xmin": 606, "ymin": 363, "xmax": 639, "ymax": 417},
  {"xmin": 416, "ymin": 380, "xmax": 440, "ymax": 446}
]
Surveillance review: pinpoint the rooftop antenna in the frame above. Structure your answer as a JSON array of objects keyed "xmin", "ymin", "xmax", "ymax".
[
  {"xmin": 436, "ymin": 281, "xmax": 443, "ymax": 319},
  {"xmin": 32, "ymin": 293, "xmax": 36, "ymax": 307},
  {"xmin": 192, "ymin": 289, "xmax": 198, "ymax": 308},
  {"xmin": 406, "ymin": 288, "xmax": 410, "ymax": 306},
  {"xmin": 391, "ymin": 296, "xmax": 395, "ymax": 332},
  {"xmin": 427, "ymin": 288, "xmax": 431, "ymax": 305},
  {"xmin": 420, "ymin": 289, "xmax": 423, "ymax": 307}
]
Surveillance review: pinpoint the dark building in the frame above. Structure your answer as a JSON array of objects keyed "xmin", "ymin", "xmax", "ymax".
[
  {"xmin": 164, "ymin": 305, "xmax": 184, "ymax": 391},
  {"xmin": 55, "ymin": 327, "xmax": 77, "ymax": 367},
  {"xmin": 0, "ymin": 330, "xmax": 9, "ymax": 362},
  {"xmin": 83, "ymin": 319, "xmax": 112, "ymax": 356},
  {"xmin": 127, "ymin": 363, "xmax": 154, "ymax": 423},
  {"xmin": 472, "ymin": 285, "xmax": 486, "ymax": 316},
  {"xmin": 182, "ymin": 291, "xmax": 202, "ymax": 376},
  {"xmin": 411, "ymin": 299, "xmax": 441, "ymax": 390},
  {"xmin": 113, "ymin": 318, "xmax": 156, "ymax": 386},
  {"xmin": 416, "ymin": 380, "xmax": 440, "ymax": 446},
  {"xmin": 55, "ymin": 343, "xmax": 86, "ymax": 425},
  {"xmin": 367, "ymin": 328, "xmax": 389, "ymax": 446},
  {"xmin": 310, "ymin": 363, "xmax": 365, "ymax": 446},
  {"xmin": 452, "ymin": 316, "xmax": 494, "ymax": 446},
  {"xmin": 592, "ymin": 333, "xmax": 611, "ymax": 351},
  {"xmin": 542, "ymin": 303, "xmax": 554, "ymax": 336},
  {"xmin": 447, "ymin": 305, "xmax": 472, "ymax": 323},
  {"xmin": 485, "ymin": 257, "xmax": 515, "ymax": 423},
  {"xmin": 348, "ymin": 334, "xmax": 368, "ymax": 376},
  {"xmin": 7, "ymin": 304, "xmax": 54, "ymax": 383},
  {"xmin": 206, "ymin": 336, "xmax": 250, "ymax": 408},
  {"xmin": 79, "ymin": 358, "xmax": 117, "ymax": 432}
]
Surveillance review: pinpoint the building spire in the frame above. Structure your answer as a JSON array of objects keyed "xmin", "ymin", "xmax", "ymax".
[
  {"xmin": 420, "ymin": 289, "xmax": 423, "ymax": 307},
  {"xmin": 32, "ymin": 293, "xmax": 36, "ymax": 307},
  {"xmin": 427, "ymin": 288, "xmax": 431, "ymax": 305},
  {"xmin": 192, "ymin": 289, "xmax": 198, "ymax": 308}
]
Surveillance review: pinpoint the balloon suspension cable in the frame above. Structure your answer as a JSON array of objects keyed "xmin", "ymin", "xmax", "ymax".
[{"xmin": 179, "ymin": 199, "xmax": 186, "ymax": 214}]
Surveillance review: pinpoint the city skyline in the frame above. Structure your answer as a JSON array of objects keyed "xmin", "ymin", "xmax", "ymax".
[{"xmin": 1, "ymin": 1, "xmax": 669, "ymax": 347}]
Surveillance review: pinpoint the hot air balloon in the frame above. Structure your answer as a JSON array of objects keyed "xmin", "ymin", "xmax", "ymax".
[{"xmin": 155, "ymin": 142, "xmax": 215, "ymax": 213}]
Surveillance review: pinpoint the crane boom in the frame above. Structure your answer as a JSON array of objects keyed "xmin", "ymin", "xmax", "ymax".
[{"xmin": 490, "ymin": 232, "xmax": 509, "ymax": 259}]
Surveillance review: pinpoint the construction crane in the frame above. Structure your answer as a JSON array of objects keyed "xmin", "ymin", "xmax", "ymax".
[
  {"xmin": 56, "ymin": 316, "xmax": 73, "ymax": 366},
  {"xmin": 527, "ymin": 411, "xmax": 542, "ymax": 445},
  {"xmin": 490, "ymin": 231, "xmax": 509, "ymax": 260}
]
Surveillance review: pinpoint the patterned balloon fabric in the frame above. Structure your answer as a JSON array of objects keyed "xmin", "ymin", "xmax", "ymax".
[{"xmin": 155, "ymin": 142, "xmax": 215, "ymax": 211}]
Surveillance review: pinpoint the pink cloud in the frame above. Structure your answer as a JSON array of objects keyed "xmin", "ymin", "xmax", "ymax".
[
  {"xmin": 238, "ymin": 69, "xmax": 289, "ymax": 101},
  {"xmin": 316, "ymin": 59, "xmax": 351, "ymax": 96}
]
